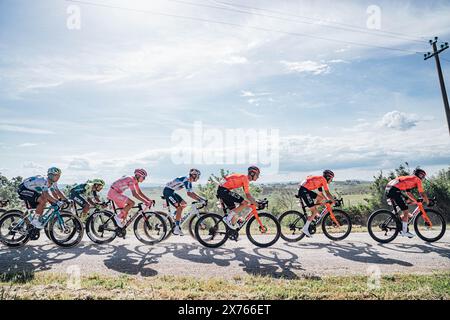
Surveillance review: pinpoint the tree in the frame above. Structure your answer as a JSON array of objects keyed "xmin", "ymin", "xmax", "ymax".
[{"xmin": 0, "ymin": 173, "xmax": 24, "ymax": 209}]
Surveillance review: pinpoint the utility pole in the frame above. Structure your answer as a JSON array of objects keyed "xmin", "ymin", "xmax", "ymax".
[{"xmin": 424, "ymin": 37, "xmax": 450, "ymax": 135}]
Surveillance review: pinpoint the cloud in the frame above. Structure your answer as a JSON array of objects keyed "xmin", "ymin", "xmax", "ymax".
[
  {"xmin": 0, "ymin": 124, "xmax": 55, "ymax": 134},
  {"xmin": 22, "ymin": 161, "xmax": 43, "ymax": 169},
  {"xmin": 67, "ymin": 158, "xmax": 93, "ymax": 171},
  {"xmin": 18, "ymin": 142, "xmax": 39, "ymax": 147},
  {"xmin": 280, "ymin": 60, "xmax": 330, "ymax": 75},
  {"xmin": 221, "ymin": 56, "xmax": 248, "ymax": 65},
  {"xmin": 378, "ymin": 111, "xmax": 419, "ymax": 131}
]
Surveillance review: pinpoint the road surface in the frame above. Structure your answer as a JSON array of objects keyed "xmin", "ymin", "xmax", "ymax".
[{"xmin": 1, "ymin": 233, "xmax": 449, "ymax": 279}]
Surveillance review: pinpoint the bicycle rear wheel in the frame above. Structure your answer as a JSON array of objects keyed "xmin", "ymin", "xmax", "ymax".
[
  {"xmin": 278, "ymin": 210, "xmax": 306, "ymax": 242},
  {"xmin": 48, "ymin": 211, "xmax": 84, "ymax": 248},
  {"xmin": 322, "ymin": 209, "xmax": 352, "ymax": 241},
  {"xmin": 367, "ymin": 209, "xmax": 400, "ymax": 243},
  {"xmin": 414, "ymin": 209, "xmax": 446, "ymax": 242},
  {"xmin": 246, "ymin": 212, "xmax": 281, "ymax": 247},
  {"xmin": 134, "ymin": 212, "xmax": 167, "ymax": 245},
  {"xmin": 194, "ymin": 213, "xmax": 228, "ymax": 248},
  {"xmin": 0, "ymin": 212, "xmax": 30, "ymax": 247},
  {"xmin": 86, "ymin": 210, "xmax": 117, "ymax": 244}
]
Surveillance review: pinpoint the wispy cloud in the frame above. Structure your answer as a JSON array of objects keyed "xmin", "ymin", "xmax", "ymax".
[
  {"xmin": 0, "ymin": 124, "xmax": 54, "ymax": 135},
  {"xmin": 280, "ymin": 60, "xmax": 330, "ymax": 75}
]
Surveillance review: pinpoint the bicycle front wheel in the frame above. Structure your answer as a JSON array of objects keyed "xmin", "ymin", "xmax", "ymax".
[
  {"xmin": 367, "ymin": 209, "xmax": 400, "ymax": 243},
  {"xmin": 414, "ymin": 209, "xmax": 446, "ymax": 242},
  {"xmin": 322, "ymin": 209, "xmax": 352, "ymax": 241},
  {"xmin": 48, "ymin": 211, "xmax": 84, "ymax": 248},
  {"xmin": 246, "ymin": 212, "xmax": 281, "ymax": 248},
  {"xmin": 194, "ymin": 213, "xmax": 228, "ymax": 248},
  {"xmin": 134, "ymin": 212, "xmax": 167, "ymax": 245},
  {"xmin": 86, "ymin": 210, "xmax": 117, "ymax": 244},
  {"xmin": 278, "ymin": 210, "xmax": 306, "ymax": 242}
]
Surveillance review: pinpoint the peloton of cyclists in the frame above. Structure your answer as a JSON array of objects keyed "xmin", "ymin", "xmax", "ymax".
[
  {"xmin": 217, "ymin": 166, "xmax": 260, "ymax": 229},
  {"xmin": 298, "ymin": 170, "xmax": 336, "ymax": 238},
  {"xmin": 17, "ymin": 167, "xmax": 69, "ymax": 229},
  {"xmin": 385, "ymin": 168, "xmax": 430, "ymax": 238},
  {"xmin": 163, "ymin": 168, "xmax": 207, "ymax": 236},
  {"xmin": 107, "ymin": 169, "xmax": 154, "ymax": 228},
  {"xmin": 68, "ymin": 179, "xmax": 107, "ymax": 217}
]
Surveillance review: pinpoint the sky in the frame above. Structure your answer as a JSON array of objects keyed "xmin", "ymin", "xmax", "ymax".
[{"xmin": 1, "ymin": 0, "xmax": 450, "ymax": 186}]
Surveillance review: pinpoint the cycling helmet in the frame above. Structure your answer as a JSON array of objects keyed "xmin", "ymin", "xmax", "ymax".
[
  {"xmin": 91, "ymin": 178, "xmax": 105, "ymax": 186},
  {"xmin": 248, "ymin": 166, "xmax": 260, "ymax": 177},
  {"xmin": 323, "ymin": 169, "xmax": 335, "ymax": 179},
  {"xmin": 47, "ymin": 167, "xmax": 62, "ymax": 176},
  {"xmin": 413, "ymin": 168, "xmax": 426, "ymax": 179},
  {"xmin": 134, "ymin": 168, "xmax": 148, "ymax": 178},
  {"xmin": 189, "ymin": 168, "xmax": 201, "ymax": 177}
]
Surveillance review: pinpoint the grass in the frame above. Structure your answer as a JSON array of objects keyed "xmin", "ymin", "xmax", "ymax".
[{"xmin": 0, "ymin": 271, "xmax": 448, "ymax": 300}]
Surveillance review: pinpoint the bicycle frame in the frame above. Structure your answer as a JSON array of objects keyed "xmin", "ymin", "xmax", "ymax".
[
  {"xmin": 164, "ymin": 200, "xmax": 202, "ymax": 228},
  {"xmin": 12, "ymin": 205, "xmax": 65, "ymax": 233},
  {"xmin": 297, "ymin": 196, "xmax": 342, "ymax": 227},
  {"xmin": 102, "ymin": 201, "xmax": 151, "ymax": 230},
  {"xmin": 219, "ymin": 199, "xmax": 268, "ymax": 232},
  {"xmin": 391, "ymin": 198, "xmax": 433, "ymax": 227}
]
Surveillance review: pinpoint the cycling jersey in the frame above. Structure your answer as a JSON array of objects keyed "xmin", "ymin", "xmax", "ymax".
[
  {"xmin": 70, "ymin": 183, "xmax": 96, "ymax": 197},
  {"xmin": 22, "ymin": 175, "xmax": 59, "ymax": 193},
  {"xmin": 221, "ymin": 174, "xmax": 250, "ymax": 194},
  {"xmin": 387, "ymin": 176, "xmax": 424, "ymax": 193},
  {"xmin": 300, "ymin": 176, "xmax": 329, "ymax": 192},
  {"xmin": 111, "ymin": 176, "xmax": 139, "ymax": 193},
  {"xmin": 165, "ymin": 176, "xmax": 193, "ymax": 192}
]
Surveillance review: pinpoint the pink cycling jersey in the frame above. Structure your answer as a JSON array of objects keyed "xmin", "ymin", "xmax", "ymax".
[{"xmin": 111, "ymin": 176, "xmax": 139, "ymax": 193}]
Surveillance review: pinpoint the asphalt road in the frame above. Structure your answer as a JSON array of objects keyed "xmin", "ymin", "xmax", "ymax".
[{"xmin": 0, "ymin": 233, "xmax": 449, "ymax": 279}]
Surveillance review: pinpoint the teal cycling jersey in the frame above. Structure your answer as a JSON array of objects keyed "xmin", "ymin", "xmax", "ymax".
[{"xmin": 70, "ymin": 183, "xmax": 96, "ymax": 197}]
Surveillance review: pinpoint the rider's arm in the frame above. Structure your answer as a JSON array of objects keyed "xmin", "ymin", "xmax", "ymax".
[
  {"xmin": 44, "ymin": 191, "xmax": 59, "ymax": 204},
  {"xmin": 243, "ymin": 179, "xmax": 257, "ymax": 205},
  {"xmin": 322, "ymin": 182, "xmax": 335, "ymax": 204},
  {"xmin": 51, "ymin": 189, "xmax": 68, "ymax": 201},
  {"xmin": 405, "ymin": 191, "xmax": 416, "ymax": 203},
  {"xmin": 131, "ymin": 184, "xmax": 153, "ymax": 205},
  {"xmin": 416, "ymin": 180, "xmax": 429, "ymax": 205},
  {"xmin": 187, "ymin": 191, "xmax": 203, "ymax": 201}
]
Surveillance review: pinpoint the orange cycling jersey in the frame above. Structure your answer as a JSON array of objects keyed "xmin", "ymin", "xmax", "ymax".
[
  {"xmin": 387, "ymin": 176, "xmax": 424, "ymax": 193},
  {"xmin": 300, "ymin": 176, "xmax": 330, "ymax": 192},
  {"xmin": 221, "ymin": 174, "xmax": 250, "ymax": 193}
]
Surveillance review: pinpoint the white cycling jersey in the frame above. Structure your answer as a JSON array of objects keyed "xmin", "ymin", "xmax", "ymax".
[
  {"xmin": 23, "ymin": 175, "xmax": 59, "ymax": 193},
  {"xmin": 165, "ymin": 176, "xmax": 193, "ymax": 192}
]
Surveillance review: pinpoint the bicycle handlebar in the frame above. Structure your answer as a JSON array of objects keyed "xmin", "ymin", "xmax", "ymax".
[
  {"xmin": 256, "ymin": 198, "xmax": 269, "ymax": 210},
  {"xmin": 192, "ymin": 199, "xmax": 208, "ymax": 210}
]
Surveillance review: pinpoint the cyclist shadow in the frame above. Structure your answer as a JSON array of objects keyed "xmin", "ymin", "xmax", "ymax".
[
  {"xmin": 0, "ymin": 242, "xmax": 106, "ymax": 279},
  {"xmin": 285, "ymin": 241, "xmax": 413, "ymax": 266},
  {"xmin": 378, "ymin": 242, "xmax": 450, "ymax": 259},
  {"xmin": 100, "ymin": 241, "xmax": 304, "ymax": 279}
]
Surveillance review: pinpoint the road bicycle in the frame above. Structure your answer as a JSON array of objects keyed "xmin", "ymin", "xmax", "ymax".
[
  {"xmin": 367, "ymin": 197, "xmax": 446, "ymax": 243},
  {"xmin": 157, "ymin": 197, "xmax": 210, "ymax": 239},
  {"xmin": 194, "ymin": 198, "xmax": 281, "ymax": 248},
  {"xmin": 0, "ymin": 202, "xmax": 84, "ymax": 248},
  {"xmin": 278, "ymin": 196, "xmax": 352, "ymax": 242},
  {"xmin": 85, "ymin": 200, "xmax": 167, "ymax": 245}
]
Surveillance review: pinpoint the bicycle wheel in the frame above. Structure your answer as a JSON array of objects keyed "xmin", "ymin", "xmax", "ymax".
[
  {"xmin": 156, "ymin": 211, "xmax": 174, "ymax": 240},
  {"xmin": 322, "ymin": 209, "xmax": 352, "ymax": 241},
  {"xmin": 0, "ymin": 212, "xmax": 30, "ymax": 247},
  {"xmin": 246, "ymin": 212, "xmax": 281, "ymax": 248},
  {"xmin": 194, "ymin": 213, "xmax": 228, "ymax": 248},
  {"xmin": 367, "ymin": 209, "xmax": 400, "ymax": 243},
  {"xmin": 188, "ymin": 212, "xmax": 209, "ymax": 239},
  {"xmin": 86, "ymin": 210, "xmax": 117, "ymax": 244},
  {"xmin": 414, "ymin": 209, "xmax": 446, "ymax": 242},
  {"xmin": 133, "ymin": 212, "xmax": 167, "ymax": 245},
  {"xmin": 48, "ymin": 211, "xmax": 84, "ymax": 248},
  {"xmin": 278, "ymin": 210, "xmax": 306, "ymax": 242}
]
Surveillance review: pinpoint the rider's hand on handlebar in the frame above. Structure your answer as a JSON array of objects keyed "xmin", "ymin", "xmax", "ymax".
[
  {"xmin": 145, "ymin": 200, "xmax": 154, "ymax": 208},
  {"xmin": 56, "ymin": 200, "xmax": 65, "ymax": 208}
]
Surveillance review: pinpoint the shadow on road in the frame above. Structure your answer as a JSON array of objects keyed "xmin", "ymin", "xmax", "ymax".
[{"xmin": 284, "ymin": 241, "xmax": 414, "ymax": 266}]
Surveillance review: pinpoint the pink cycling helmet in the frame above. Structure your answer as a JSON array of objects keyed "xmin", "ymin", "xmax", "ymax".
[{"xmin": 134, "ymin": 168, "xmax": 148, "ymax": 178}]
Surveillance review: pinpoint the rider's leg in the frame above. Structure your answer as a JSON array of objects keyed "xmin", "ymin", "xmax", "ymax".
[
  {"xmin": 120, "ymin": 199, "xmax": 135, "ymax": 220},
  {"xmin": 82, "ymin": 203, "xmax": 90, "ymax": 215},
  {"xmin": 230, "ymin": 200, "xmax": 249, "ymax": 224},
  {"xmin": 35, "ymin": 194, "xmax": 47, "ymax": 216},
  {"xmin": 175, "ymin": 201, "xmax": 187, "ymax": 223},
  {"xmin": 400, "ymin": 209, "xmax": 410, "ymax": 233}
]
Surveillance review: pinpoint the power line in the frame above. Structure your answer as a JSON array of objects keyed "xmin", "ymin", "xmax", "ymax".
[
  {"xmin": 209, "ymin": 0, "xmax": 429, "ymax": 42},
  {"xmin": 66, "ymin": 0, "xmax": 424, "ymax": 55}
]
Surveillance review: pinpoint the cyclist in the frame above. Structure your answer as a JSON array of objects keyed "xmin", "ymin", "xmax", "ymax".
[
  {"xmin": 107, "ymin": 169, "xmax": 154, "ymax": 228},
  {"xmin": 385, "ymin": 168, "xmax": 430, "ymax": 238},
  {"xmin": 299, "ymin": 170, "xmax": 336, "ymax": 237},
  {"xmin": 17, "ymin": 167, "xmax": 68, "ymax": 228},
  {"xmin": 163, "ymin": 168, "xmax": 206, "ymax": 236},
  {"xmin": 217, "ymin": 166, "xmax": 260, "ymax": 229},
  {"xmin": 69, "ymin": 179, "xmax": 106, "ymax": 217}
]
